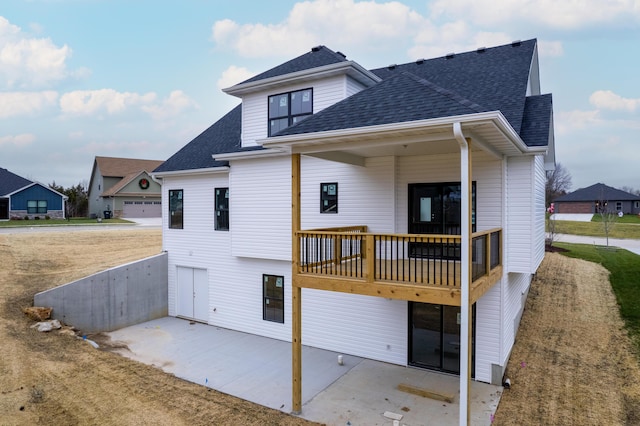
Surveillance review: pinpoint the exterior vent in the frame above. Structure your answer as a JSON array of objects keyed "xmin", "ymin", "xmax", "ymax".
[
  {"xmin": 387, "ymin": 64, "xmax": 397, "ymax": 70},
  {"xmin": 415, "ymin": 58, "xmax": 425, "ymax": 65},
  {"xmin": 445, "ymin": 53, "xmax": 455, "ymax": 59},
  {"xmin": 336, "ymin": 51, "xmax": 346, "ymax": 58},
  {"xmin": 311, "ymin": 46, "xmax": 322, "ymax": 52},
  {"xmin": 511, "ymin": 40, "xmax": 522, "ymax": 47},
  {"xmin": 477, "ymin": 47, "xmax": 486, "ymax": 53}
]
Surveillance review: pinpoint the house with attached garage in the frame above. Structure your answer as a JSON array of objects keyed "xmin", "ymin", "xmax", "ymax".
[
  {"xmin": 88, "ymin": 156, "xmax": 164, "ymax": 219},
  {"xmin": 0, "ymin": 167, "xmax": 67, "ymax": 220},
  {"xmin": 152, "ymin": 39, "xmax": 555, "ymax": 420}
]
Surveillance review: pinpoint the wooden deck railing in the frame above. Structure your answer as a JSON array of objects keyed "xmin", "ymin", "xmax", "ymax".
[{"xmin": 296, "ymin": 226, "xmax": 502, "ymax": 289}]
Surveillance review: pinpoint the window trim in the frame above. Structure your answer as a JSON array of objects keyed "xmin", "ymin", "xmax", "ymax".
[
  {"xmin": 320, "ymin": 182, "xmax": 338, "ymax": 214},
  {"xmin": 168, "ymin": 189, "xmax": 184, "ymax": 229},
  {"xmin": 262, "ymin": 274, "xmax": 284, "ymax": 324},
  {"xmin": 268, "ymin": 88, "xmax": 313, "ymax": 136},
  {"xmin": 27, "ymin": 200, "xmax": 47, "ymax": 214},
  {"xmin": 215, "ymin": 187, "xmax": 229, "ymax": 231}
]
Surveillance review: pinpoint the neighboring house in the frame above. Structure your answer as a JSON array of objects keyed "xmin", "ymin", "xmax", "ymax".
[
  {"xmin": 554, "ymin": 182, "xmax": 640, "ymax": 215},
  {"xmin": 88, "ymin": 156, "xmax": 164, "ymax": 218},
  {"xmin": 0, "ymin": 167, "xmax": 67, "ymax": 220},
  {"xmin": 153, "ymin": 39, "xmax": 555, "ymax": 418}
]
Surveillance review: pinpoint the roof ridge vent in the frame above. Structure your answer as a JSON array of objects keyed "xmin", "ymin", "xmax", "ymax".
[
  {"xmin": 336, "ymin": 51, "xmax": 346, "ymax": 58},
  {"xmin": 511, "ymin": 40, "xmax": 522, "ymax": 47},
  {"xmin": 387, "ymin": 64, "xmax": 397, "ymax": 70},
  {"xmin": 476, "ymin": 47, "xmax": 486, "ymax": 53},
  {"xmin": 311, "ymin": 46, "xmax": 322, "ymax": 52},
  {"xmin": 445, "ymin": 52, "xmax": 455, "ymax": 59},
  {"xmin": 415, "ymin": 58, "xmax": 425, "ymax": 65}
]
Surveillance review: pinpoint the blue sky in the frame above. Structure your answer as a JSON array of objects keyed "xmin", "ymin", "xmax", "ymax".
[{"xmin": 1, "ymin": 0, "xmax": 639, "ymax": 191}]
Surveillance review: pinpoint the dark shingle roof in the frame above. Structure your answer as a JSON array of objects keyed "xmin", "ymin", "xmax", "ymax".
[
  {"xmin": 0, "ymin": 168, "xmax": 32, "ymax": 196},
  {"xmin": 154, "ymin": 105, "xmax": 263, "ymax": 173},
  {"xmin": 555, "ymin": 183, "xmax": 640, "ymax": 202},
  {"xmin": 275, "ymin": 72, "xmax": 483, "ymax": 136},
  {"xmin": 158, "ymin": 39, "xmax": 547, "ymax": 173},
  {"xmin": 238, "ymin": 46, "xmax": 348, "ymax": 85},
  {"xmin": 520, "ymin": 94, "xmax": 553, "ymax": 147},
  {"xmin": 370, "ymin": 40, "xmax": 536, "ymax": 135}
]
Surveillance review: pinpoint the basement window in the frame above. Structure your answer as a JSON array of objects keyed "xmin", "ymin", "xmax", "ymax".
[{"xmin": 263, "ymin": 274, "xmax": 284, "ymax": 323}]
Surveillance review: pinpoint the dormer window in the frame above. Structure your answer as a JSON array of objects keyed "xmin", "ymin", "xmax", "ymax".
[{"xmin": 268, "ymin": 88, "xmax": 313, "ymax": 136}]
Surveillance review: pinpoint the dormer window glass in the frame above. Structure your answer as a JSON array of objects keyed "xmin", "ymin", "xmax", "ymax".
[{"xmin": 268, "ymin": 88, "xmax": 313, "ymax": 136}]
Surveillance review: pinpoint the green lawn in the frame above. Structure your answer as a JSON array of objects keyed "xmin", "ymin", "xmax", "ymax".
[
  {"xmin": 591, "ymin": 213, "xmax": 640, "ymax": 224},
  {"xmin": 549, "ymin": 219, "xmax": 640, "ymax": 239},
  {"xmin": 556, "ymin": 242, "xmax": 640, "ymax": 354},
  {"xmin": 0, "ymin": 217, "xmax": 133, "ymax": 227}
]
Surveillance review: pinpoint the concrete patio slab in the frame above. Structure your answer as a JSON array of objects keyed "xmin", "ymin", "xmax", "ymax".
[{"xmin": 106, "ymin": 317, "xmax": 501, "ymax": 425}]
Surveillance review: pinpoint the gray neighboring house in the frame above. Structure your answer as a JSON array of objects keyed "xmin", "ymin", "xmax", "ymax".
[
  {"xmin": 0, "ymin": 167, "xmax": 67, "ymax": 220},
  {"xmin": 88, "ymin": 156, "xmax": 164, "ymax": 218},
  {"xmin": 554, "ymin": 182, "xmax": 640, "ymax": 215}
]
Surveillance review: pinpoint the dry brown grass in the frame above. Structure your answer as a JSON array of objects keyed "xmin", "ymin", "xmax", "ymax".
[
  {"xmin": 494, "ymin": 253, "xmax": 640, "ymax": 425},
  {"xmin": 0, "ymin": 229, "xmax": 316, "ymax": 426}
]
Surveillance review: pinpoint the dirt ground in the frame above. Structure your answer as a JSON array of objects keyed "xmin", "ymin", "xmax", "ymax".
[
  {"xmin": 1, "ymin": 229, "xmax": 639, "ymax": 425},
  {"xmin": 0, "ymin": 229, "xmax": 316, "ymax": 426},
  {"xmin": 494, "ymin": 252, "xmax": 640, "ymax": 425}
]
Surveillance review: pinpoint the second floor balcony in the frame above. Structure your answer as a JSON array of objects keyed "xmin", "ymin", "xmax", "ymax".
[{"xmin": 294, "ymin": 226, "xmax": 502, "ymax": 305}]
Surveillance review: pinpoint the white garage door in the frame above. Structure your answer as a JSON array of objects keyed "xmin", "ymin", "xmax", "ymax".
[{"xmin": 123, "ymin": 201, "xmax": 162, "ymax": 217}]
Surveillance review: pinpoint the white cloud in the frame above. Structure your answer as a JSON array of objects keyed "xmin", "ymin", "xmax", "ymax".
[
  {"xmin": 0, "ymin": 133, "xmax": 36, "ymax": 147},
  {"xmin": 537, "ymin": 40, "xmax": 564, "ymax": 57},
  {"xmin": 212, "ymin": 0, "xmax": 425, "ymax": 58},
  {"xmin": 217, "ymin": 65, "xmax": 255, "ymax": 90},
  {"xmin": 0, "ymin": 16, "xmax": 78, "ymax": 89},
  {"xmin": 59, "ymin": 89, "xmax": 156, "ymax": 116},
  {"xmin": 429, "ymin": 0, "xmax": 640, "ymax": 30},
  {"xmin": 142, "ymin": 90, "xmax": 198, "ymax": 121},
  {"xmin": 589, "ymin": 90, "xmax": 640, "ymax": 112},
  {"xmin": 0, "ymin": 91, "xmax": 58, "ymax": 118}
]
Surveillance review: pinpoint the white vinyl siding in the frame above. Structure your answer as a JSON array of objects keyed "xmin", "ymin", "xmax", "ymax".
[
  {"xmin": 396, "ymin": 151, "xmax": 503, "ymax": 233},
  {"xmin": 533, "ymin": 155, "xmax": 546, "ymax": 270},
  {"xmin": 506, "ymin": 156, "xmax": 534, "ymax": 273},
  {"xmin": 475, "ymin": 281, "xmax": 502, "ymax": 383},
  {"xmin": 302, "ymin": 290, "xmax": 408, "ymax": 365},
  {"xmin": 241, "ymin": 76, "xmax": 351, "ymax": 148},
  {"xmin": 231, "ymin": 156, "xmax": 291, "ymax": 261},
  {"xmin": 301, "ymin": 156, "xmax": 395, "ymax": 233},
  {"xmin": 345, "ymin": 76, "xmax": 366, "ymax": 97},
  {"xmin": 162, "ymin": 173, "xmax": 228, "ymax": 321},
  {"xmin": 501, "ymin": 272, "xmax": 531, "ymax": 367}
]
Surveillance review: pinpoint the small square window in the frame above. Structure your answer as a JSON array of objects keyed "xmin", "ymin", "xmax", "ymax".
[
  {"xmin": 320, "ymin": 183, "xmax": 338, "ymax": 213},
  {"xmin": 169, "ymin": 189, "xmax": 183, "ymax": 229},
  {"xmin": 263, "ymin": 274, "xmax": 284, "ymax": 323}
]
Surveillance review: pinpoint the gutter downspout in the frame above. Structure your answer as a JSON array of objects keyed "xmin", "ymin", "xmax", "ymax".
[{"xmin": 453, "ymin": 122, "xmax": 471, "ymax": 426}]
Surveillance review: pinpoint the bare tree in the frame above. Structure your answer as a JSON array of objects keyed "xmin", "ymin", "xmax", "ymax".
[
  {"xmin": 596, "ymin": 198, "xmax": 616, "ymax": 247},
  {"xmin": 546, "ymin": 163, "xmax": 572, "ymax": 206},
  {"xmin": 621, "ymin": 186, "xmax": 640, "ymax": 197}
]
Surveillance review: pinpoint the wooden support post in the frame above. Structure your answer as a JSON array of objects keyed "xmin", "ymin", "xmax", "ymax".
[
  {"xmin": 365, "ymin": 234, "xmax": 375, "ymax": 282},
  {"xmin": 291, "ymin": 154, "xmax": 302, "ymax": 414}
]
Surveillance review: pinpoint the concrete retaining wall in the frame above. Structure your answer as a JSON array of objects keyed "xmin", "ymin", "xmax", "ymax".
[{"xmin": 34, "ymin": 252, "xmax": 168, "ymax": 333}]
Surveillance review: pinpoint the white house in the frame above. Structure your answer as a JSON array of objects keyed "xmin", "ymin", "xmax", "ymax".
[{"xmin": 153, "ymin": 39, "xmax": 555, "ymax": 419}]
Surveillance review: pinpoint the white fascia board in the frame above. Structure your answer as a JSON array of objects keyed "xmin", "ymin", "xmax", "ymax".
[
  {"xmin": 212, "ymin": 148, "xmax": 289, "ymax": 161},
  {"xmin": 259, "ymin": 110, "xmax": 549, "ymax": 157},
  {"xmin": 151, "ymin": 166, "xmax": 229, "ymax": 179},
  {"xmin": 222, "ymin": 61, "xmax": 380, "ymax": 97}
]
